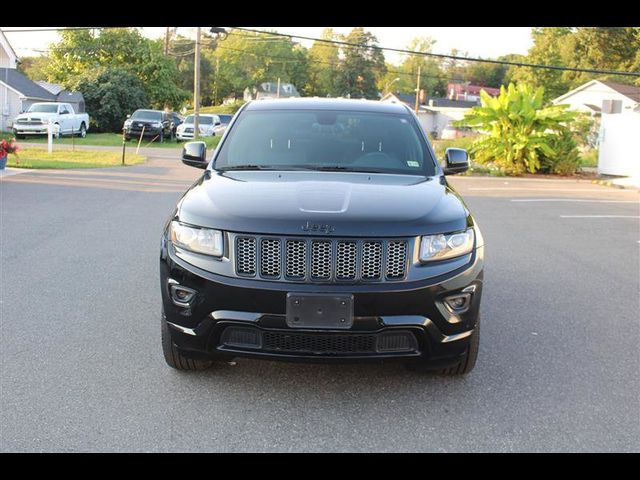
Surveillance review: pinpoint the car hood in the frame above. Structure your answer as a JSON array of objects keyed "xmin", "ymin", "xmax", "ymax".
[
  {"xmin": 15, "ymin": 112, "xmax": 57, "ymax": 119},
  {"xmin": 177, "ymin": 171, "xmax": 471, "ymax": 237}
]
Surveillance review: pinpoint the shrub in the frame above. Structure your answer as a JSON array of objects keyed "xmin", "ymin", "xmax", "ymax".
[
  {"xmin": 458, "ymin": 83, "xmax": 578, "ymax": 175},
  {"xmin": 540, "ymin": 130, "xmax": 580, "ymax": 174}
]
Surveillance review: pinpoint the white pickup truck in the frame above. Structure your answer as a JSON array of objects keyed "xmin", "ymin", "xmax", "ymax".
[{"xmin": 12, "ymin": 102, "xmax": 90, "ymax": 139}]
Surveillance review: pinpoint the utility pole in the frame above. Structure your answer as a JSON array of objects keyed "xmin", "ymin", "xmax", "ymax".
[
  {"xmin": 164, "ymin": 27, "xmax": 170, "ymax": 56},
  {"xmin": 414, "ymin": 66, "xmax": 421, "ymax": 113},
  {"xmin": 276, "ymin": 77, "xmax": 281, "ymax": 98},
  {"xmin": 213, "ymin": 57, "xmax": 219, "ymax": 106},
  {"xmin": 193, "ymin": 27, "xmax": 201, "ymax": 140}
]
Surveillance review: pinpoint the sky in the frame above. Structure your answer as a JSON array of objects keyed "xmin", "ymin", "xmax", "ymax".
[{"xmin": 1, "ymin": 27, "xmax": 534, "ymax": 64}]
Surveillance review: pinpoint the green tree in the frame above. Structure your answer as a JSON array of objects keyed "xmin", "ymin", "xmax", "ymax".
[
  {"xmin": 566, "ymin": 27, "xmax": 640, "ymax": 87},
  {"xmin": 334, "ymin": 28, "xmax": 386, "ymax": 99},
  {"xmin": 170, "ymin": 34, "xmax": 215, "ymax": 105},
  {"xmin": 211, "ymin": 30, "xmax": 310, "ymax": 102},
  {"xmin": 46, "ymin": 28, "xmax": 188, "ymax": 109},
  {"xmin": 459, "ymin": 83, "xmax": 578, "ymax": 175},
  {"xmin": 510, "ymin": 27, "xmax": 574, "ymax": 101},
  {"xmin": 65, "ymin": 68, "xmax": 148, "ymax": 132},
  {"xmin": 307, "ymin": 28, "xmax": 340, "ymax": 96},
  {"xmin": 379, "ymin": 37, "xmax": 445, "ymax": 98},
  {"xmin": 17, "ymin": 56, "xmax": 51, "ymax": 81}
]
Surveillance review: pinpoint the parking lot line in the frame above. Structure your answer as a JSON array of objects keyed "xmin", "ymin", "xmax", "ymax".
[
  {"xmin": 512, "ymin": 199, "xmax": 638, "ymax": 203},
  {"xmin": 559, "ymin": 215, "xmax": 640, "ymax": 219},
  {"xmin": 468, "ymin": 188, "xmax": 607, "ymax": 192}
]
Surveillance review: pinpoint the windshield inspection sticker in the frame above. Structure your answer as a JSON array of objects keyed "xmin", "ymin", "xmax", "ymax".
[{"xmin": 407, "ymin": 160, "xmax": 420, "ymax": 168}]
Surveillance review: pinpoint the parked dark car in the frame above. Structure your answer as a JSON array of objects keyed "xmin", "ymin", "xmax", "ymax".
[
  {"xmin": 160, "ymin": 98, "xmax": 484, "ymax": 375},
  {"xmin": 123, "ymin": 109, "xmax": 174, "ymax": 142}
]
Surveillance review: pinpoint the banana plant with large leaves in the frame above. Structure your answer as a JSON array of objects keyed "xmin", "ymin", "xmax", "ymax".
[{"xmin": 457, "ymin": 83, "xmax": 577, "ymax": 174}]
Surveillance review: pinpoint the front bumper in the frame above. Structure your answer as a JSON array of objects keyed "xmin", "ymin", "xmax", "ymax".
[
  {"xmin": 13, "ymin": 125, "xmax": 50, "ymax": 135},
  {"xmin": 176, "ymin": 130, "xmax": 213, "ymax": 140},
  {"xmin": 125, "ymin": 127, "xmax": 163, "ymax": 138},
  {"xmin": 160, "ymin": 236, "xmax": 484, "ymax": 365}
]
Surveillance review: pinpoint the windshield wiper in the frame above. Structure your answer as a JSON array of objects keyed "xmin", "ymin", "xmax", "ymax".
[
  {"xmin": 217, "ymin": 165, "xmax": 313, "ymax": 172},
  {"xmin": 305, "ymin": 165, "xmax": 387, "ymax": 174}
]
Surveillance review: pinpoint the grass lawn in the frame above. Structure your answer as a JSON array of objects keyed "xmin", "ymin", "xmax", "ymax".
[
  {"xmin": 6, "ymin": 148, "xmax": 146, "ymax": 169},
  {"xmin": 1, "ymin": 131, "xmax": 221, "ymax": 150}
]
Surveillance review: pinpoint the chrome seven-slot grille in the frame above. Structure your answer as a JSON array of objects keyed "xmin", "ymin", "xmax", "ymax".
[{"xmin": 235, "ymin": 236, "xmax": 408, "ymax": 282}]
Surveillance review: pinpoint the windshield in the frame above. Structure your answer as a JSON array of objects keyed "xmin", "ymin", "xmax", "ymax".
[
  {"xmin": 131, "ymin": 110, "xmax": 162, "ymax": 121},
  {"xmin": 215, "ymin": 110, "xmax": 436, "ymax": 175},
  {"xmin": 28, "ymin": 104, "xmax": 58, "ymax": 113},
  {"xmin": 184, "ymin": 115, "xmax": 215, "ymax": 125}
]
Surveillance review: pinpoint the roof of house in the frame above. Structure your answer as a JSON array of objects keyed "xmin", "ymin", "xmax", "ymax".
[
  {"xmin": 447, "ymin": 83, "xmax": 500, "ymax": 97},
  {"xmin": 36, "ymin": 81, "xmax": 64, "ymax": 95},
  {"xmin": 598, "ymin": 80, "xmax": 640, "ymax": 103},
  {"xmin": 553, "ymin": 79, "xmax": 640, "ymax": 104},
  {"xmin": 381, "ymin": 92, "xmax": 477, "ymax": 110},
  {"xmin": 0, "ymin": 68, "xmax": 56, "ymax": 100},
  {"xmin": 425, "ymin": 97, "xmax": 478, "ymax": 108}
]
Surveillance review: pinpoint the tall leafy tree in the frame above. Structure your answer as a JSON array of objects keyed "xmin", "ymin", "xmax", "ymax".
[
  {"xmin": 46, "ymin": 28, "xmax": 188, "ymax": 109},
  {"xmin": 65, "ymin": 67, "xmax": 147, "ymax": 132},
  {"xmin": 566, "ymin": 27, "xmax": 640, "ymax": 87},
  {"xmin": 510, "ymin": 27, "xmax": 574, "ymax": 101},
  {"xmin": 334, "ymin": 28, "xmax": 386, "ymax": 99},
  {"xmin": 211, "ymin": 30, "xmax": 310, "ymax": 102},
  {"xmin": 307, "ymin": 28, "xmax": 340, "ymax": 97},
  {"xmin": 17, "ymin": 56, "xmax": 51, "ymax": 81},
  {"xmin": 379, "ymin": 37, "xmax": 445, "ymax": 98}
]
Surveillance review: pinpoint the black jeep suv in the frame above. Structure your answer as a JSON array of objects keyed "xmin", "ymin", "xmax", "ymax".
[
  {"xmin": 160, "ymin": 98, "xmax": 484, "ymax": 375},
  {"xmin": 124, "ymin": 109, "xmax": 174, "ymax": 142}
]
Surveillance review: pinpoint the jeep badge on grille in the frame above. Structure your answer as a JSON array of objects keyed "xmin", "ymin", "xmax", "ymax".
[{"xmin": 302, "ymin": 221, "xmax": 335, "ymax": 234}]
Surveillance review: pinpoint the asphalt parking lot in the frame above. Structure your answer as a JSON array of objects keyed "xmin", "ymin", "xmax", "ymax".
[{"xmin": 1, "ymin": 154, "xmax": 638, "ymax": 452}]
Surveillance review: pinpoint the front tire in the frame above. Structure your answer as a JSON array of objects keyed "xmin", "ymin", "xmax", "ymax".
[
  {"xmin": 79, "ymin": 123, "xmax": 87, "ymax": 138},
  {"xmin": 161, "ymin": 310, "xmax": 213, "ymax": 371},
  {"xmin": 406, "ymin": 316, "xmax": 480, "ymax": 376}
]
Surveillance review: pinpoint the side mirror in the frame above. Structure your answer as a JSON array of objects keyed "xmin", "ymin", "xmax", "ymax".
[
  {"xmin": 215, "ymin": 121, "xmax": 221, "ymax": 126},
  {"xmin": 126, "ymin": 114, "xmax": 131, "ymax": 119},
  {"xmin": 442, "ymin": 148, "xmax": 469, "ymax": 175},
  {"xmin": 182, "ymin": 141, "xmax": 208, "ymax": 169}
]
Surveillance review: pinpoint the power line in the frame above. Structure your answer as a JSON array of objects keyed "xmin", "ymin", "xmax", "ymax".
[
  {"xmin": 229, "ymin": 27, "xmax": 640, "ymax": 78},
  {"xmin": 1, "ymin": 27, "xmax": 125, "ymax": 33},
  {"xmin": 212, "ymin": 44, "xmax": 467, "ymax": 85}
]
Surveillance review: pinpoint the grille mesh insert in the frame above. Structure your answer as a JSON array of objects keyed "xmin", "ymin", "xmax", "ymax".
[
  {"xmin": 260, "ymin": 238, "xmax": 281, "ymax": 277},
  {"xmin": 311, "ymin": 241, "xmax": 332, "ymax": 280},
  {"xmin": 236, "ymin": 237, "xmax": 257, "ymax": 275},
  {"xmin": 361, "ymin": 242, "xmax": 383, "ymax": 279},
  {"xmin": 263, "ymin": 331, "xmax": 377, "ymax": 354},
  {"xmin": 336, "ymin": 242, "xmax": 357, "ymax": 280},
  {"xmin": 286, "ymin": 240, "xmax": 307, "ymax": 279},
  {"xmin": 386, "ymin": 241, "xmax": 408, "ymax": 279}
]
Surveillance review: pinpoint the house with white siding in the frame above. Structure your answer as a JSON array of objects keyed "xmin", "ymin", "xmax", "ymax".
[
  {"xmin": 552, "ymin": 79, "xmax": 640, "ymax": 115},
  {"xmin": 0, "ymin": 29, "xmax": 86, "ymax": 132}
]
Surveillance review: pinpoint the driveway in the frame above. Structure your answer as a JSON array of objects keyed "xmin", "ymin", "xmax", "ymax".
[{"xmin": 1, "ymin": 156, "xmax": 638, "ymax": 452}]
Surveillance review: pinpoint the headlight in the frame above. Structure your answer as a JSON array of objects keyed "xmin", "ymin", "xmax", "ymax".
[
  {"xmin": 153, "ymin": 122, "xmax": 163, "ymax": 128},
  {"xmin": 124, "ymin": 120, "xmax": 132, "ymax": 127},
  {"xmin": 419, "ymin": 228, "xmax": 474, "ymax": 262},
  {"xmin": 170, "ymin": 221, "xmax": 223, "ymax": 257}
]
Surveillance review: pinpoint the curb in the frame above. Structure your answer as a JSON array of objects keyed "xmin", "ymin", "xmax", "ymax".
[{"xmin": 591, "ymin": 179, "xmax": 626, "ymax": 190}]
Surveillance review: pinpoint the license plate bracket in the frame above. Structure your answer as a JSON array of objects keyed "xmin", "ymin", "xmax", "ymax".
[{"xmin": 286, "ymin": 293, "xmax": 354, "ymax": 329}]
